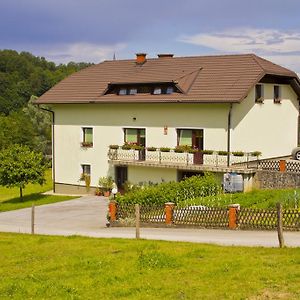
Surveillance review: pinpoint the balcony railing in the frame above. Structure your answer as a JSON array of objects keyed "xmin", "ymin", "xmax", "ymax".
[{"xmin": 108, "ymin": 147, "xmax": 260, "ymax": 168}]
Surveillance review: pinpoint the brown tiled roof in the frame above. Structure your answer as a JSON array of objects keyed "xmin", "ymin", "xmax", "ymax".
[{"xmin": 36, "ymin": 54, "xmax": 300, "ymax": 104}]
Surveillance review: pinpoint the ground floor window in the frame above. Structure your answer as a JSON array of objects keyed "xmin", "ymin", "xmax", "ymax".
[{"xmin": 81, "ymin": 164, "xmax": 91, "ymax": 181}]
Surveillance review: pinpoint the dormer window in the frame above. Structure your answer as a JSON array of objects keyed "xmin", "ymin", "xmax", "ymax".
[
  {"xmin": 166, "ymin": 86, "xmax": 174, "ymax": 94},
  {"xmin": 119, "ymin": 88, "xmax": 127, "ymax": 95},
  {"xmin": 129, "ymin": 88, "xmax": 137, "ymax": 95},
  {"xmin": 153, "ymin": 87, "xmax": 162, "ymax": 95}
]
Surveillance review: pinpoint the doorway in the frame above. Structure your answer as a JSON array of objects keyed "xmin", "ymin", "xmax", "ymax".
[
  {"xmin": 177, "ymin": 129, "xmax": 204, "ymax": 164},
  {"xmin": 115, "ymin": 166, "xmax": 128, "ymax": 193}
]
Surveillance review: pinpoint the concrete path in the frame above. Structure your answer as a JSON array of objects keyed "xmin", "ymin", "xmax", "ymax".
[{"xmin": 0, "ymin": 197, "xmax": 299, "ymax": 247}]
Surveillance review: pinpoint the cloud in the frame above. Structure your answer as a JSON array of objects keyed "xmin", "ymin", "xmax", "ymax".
[
  {"xmin": 179, "ymin": 28, "xmax": 300, "ymax": 54},
  {"xmin": 30, "ymin": 42, "xmax": 127, "ymax": 64},
  {"xmin": 179, "ymin": 28, "xmax": 300, "ymax": 73}
]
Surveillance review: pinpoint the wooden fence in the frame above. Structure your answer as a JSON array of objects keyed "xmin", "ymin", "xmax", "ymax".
[{"xmin": 110, "ymin": 202, "xmax": 300, "ymax": 231}]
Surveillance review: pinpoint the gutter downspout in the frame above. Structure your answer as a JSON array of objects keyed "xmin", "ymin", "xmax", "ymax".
[
  {"xmin": 227, "ymin": 103, "xmax": 233, "ymax": 167},
  {"xmin": 39, "ymin": 106, "xmax": 55, "ymax": 193}
]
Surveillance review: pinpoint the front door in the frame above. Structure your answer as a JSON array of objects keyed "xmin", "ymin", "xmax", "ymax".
[
  {"xmin": 192, "ymin": 130, "xmax": 203, "ymax": 164},
  {"xmin": 115, "ymin": 166, "xmax": 128, "ymax": 193}
]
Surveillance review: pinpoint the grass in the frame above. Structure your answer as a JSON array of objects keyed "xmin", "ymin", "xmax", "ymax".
[
  {"xmin": 0, "ymin": 169, "xmax": 78, "ymax": 212},
  {"xmin": 0, "ymin": 233, "xmax": 299, "ymax": 299},
  {"xmin": 179, "ymin": 188, "xmax": 300, "ymax": 209}
]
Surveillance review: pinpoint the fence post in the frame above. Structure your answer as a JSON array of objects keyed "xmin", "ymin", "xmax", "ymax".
[
  {"xmin": 109, "ymin": 200, "xmax": 117, "ymax": 222},
  {"xmin": 228, "ymin": 204, "xmax": 240, "ymax": 229},
  {"xmin": 276, "ymin": 202, "xmax": 285, "ymax": 248},
  {"xmin": 135, "ymin": 204, "xmax": 140, "ymax": 239},
  {"xmin": 279, "ymin": 160, "xmax": 286, "ymax": 172},
  {"xmin": 31, "ymin": 203, "xmax": 35, "ymax": 235},
  {"xmin": 165, "ymin": 202, "xmax": 175, "ymax": 225}
]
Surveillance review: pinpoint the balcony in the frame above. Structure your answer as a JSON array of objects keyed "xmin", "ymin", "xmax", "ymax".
[{"xmin": 108, "ymin": 147, "xmax": 260, "ymax": 173}]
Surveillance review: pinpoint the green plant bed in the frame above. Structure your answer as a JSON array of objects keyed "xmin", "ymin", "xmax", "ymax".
[
  {"xmin": 0, "ymin": 233, "xmax": 300, "ymax": 299},
  {"xmin": 117, "ymin": 173, "xmax": 221, "ymax": 205}
]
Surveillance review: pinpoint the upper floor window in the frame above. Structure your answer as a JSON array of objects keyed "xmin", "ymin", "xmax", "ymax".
[
  {"xmin": 274, "ymin": 85, "xmax": 282, "ymax": 103},
  {"xmin": 255, "ymin": 84, "xmax": 264, "ymax": 103},
  {"xmin": 124, "ymin": 128, "xmax": 145, "ymax": 147},
  {"xmin": 81, "ymin": 127, "xmax": 93, "ymax": 147}
]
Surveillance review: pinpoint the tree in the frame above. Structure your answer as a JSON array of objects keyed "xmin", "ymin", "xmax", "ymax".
[{"xmin": 0, "ymin": 145, "xmax": 46, "ymax": 201}]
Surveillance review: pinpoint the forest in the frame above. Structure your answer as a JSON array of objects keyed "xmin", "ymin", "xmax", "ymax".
[{"xmin": 0, "ymin": 49, "xmax": 92, "ymax": 153}]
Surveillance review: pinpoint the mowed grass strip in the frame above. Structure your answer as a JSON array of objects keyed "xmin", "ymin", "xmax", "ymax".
[
  {"xmin": 0, "ymin": 169, "xmax": 78, "ymax": 212},
  {"xmin": 0, "ymin": 233, "xmax": 299, "ymax": 299}
]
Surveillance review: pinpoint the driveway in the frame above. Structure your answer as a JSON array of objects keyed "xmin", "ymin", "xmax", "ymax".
[{"xmin": 0, "ymin": 197, "xmax": 299, "ymax": 247}]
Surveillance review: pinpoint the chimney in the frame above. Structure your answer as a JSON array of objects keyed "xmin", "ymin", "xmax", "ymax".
[
  {"xmin": 157, "ymin": 54, "xmax": 174, "ymax": 58},
  {"xmin": 136, "ymin": 53, "xmax": 147, "ymax": 64}
]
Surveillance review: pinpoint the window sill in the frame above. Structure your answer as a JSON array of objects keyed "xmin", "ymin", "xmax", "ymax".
[{"xmin": 81, "ymin": 142, "xmax": 93, "ymax": 148}]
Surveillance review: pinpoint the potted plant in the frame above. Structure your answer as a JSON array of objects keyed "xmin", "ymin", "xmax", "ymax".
[
  {"xmin": 99, "ymin": 176, "xmax": 114, "ymax": 197},
  {"xmin": 232, "ymin": 151, "xmax": 245, "ymax": 157},
  {"xmin": 160, "ymin": 147, "xmax": 171, "ymax": 152},
  {"xmin": 218, "ymin": 150, "xmax": 228, "ymax": 156},
  {"xmin": 201, "ymin": 150, "xmax": 214, "ymax": 155},
  {"xmin": 121, "ymin": 143, "xmax": 131, "ymax": 150},
  {"xmin": 174, "ymin": 146, "xmax": 185, "ymax": 153},
  {"xmin": 147, "ymin": 146, "xmax": 157, "ymax": 151},
  {"xmin": 81, "ymin": 141, "xmax": 93, "ymax": 148},
  {"xmin": 251, "ymin": 151, "xmax": 262, "ymax": 157}
]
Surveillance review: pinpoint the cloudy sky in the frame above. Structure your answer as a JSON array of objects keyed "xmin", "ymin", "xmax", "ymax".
[{"xmin": 1, "ymin": 0, "xmax": 300, "ymax": 74}]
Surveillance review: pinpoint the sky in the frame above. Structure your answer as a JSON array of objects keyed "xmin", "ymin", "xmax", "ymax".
[{"xmin": 1, "ymin": 0, "xmax": 300, "ymax": 74}]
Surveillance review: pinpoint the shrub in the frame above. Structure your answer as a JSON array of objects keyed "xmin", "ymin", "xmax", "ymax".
[{"xmin": 116, "ymin": 173, "xmax": 221, "ymax": 205}]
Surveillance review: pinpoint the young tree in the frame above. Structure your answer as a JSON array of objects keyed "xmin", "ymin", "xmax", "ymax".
[{"xmin": 0, "ymin": 144, "xmax": 46, "ymax": 201}]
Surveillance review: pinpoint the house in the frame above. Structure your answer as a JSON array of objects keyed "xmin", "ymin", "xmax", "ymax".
[{"xmin": 36, "ymin": 53, "xmax": 300, "ymax": 194}]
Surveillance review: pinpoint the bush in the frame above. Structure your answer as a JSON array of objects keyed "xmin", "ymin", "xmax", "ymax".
[{"xmin": 116, "ymin": 173, "xmax": 221, "ymax": 205}]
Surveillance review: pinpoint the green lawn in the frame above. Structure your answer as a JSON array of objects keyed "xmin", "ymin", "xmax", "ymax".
[
  {"xmin": 0, "ymin": 233, "xmax": 299, "ymax": 299},
  {"xmin": 0, "ymin": 169, "xmax": 78, "ymax": 212},
  {"xmin": 179, "ymin": 188, "xmax": 300, "ymax": 209}
]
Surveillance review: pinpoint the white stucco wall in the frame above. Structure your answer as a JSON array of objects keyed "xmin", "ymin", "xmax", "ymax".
[
  {"xmin": 231, "ymin": 84, "xmax": 299, "ymax": 158},
  {"xmin": 52, "ymin": 103, "xmax": 228, "ymax": 186},
  {"xmin": 128, "ymin": 166, "xmax": 177, "ymax": 184}
]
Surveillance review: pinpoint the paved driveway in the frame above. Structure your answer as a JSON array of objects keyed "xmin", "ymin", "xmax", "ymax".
[
  {"xmin": 0, "ymin": 197, "xmax": 299, "ymax": 247},
  {"xmin": 0, "ymin": 196, "xmax": 109, "ymax": 234}
]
